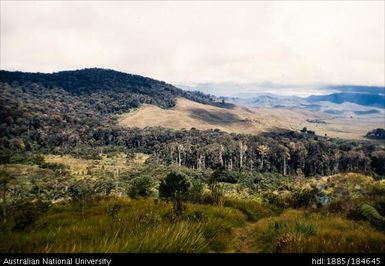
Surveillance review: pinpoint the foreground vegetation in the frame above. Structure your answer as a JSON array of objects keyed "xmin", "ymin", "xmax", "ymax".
[
  {"xmin": 1, "ymin": 198, "xmax": 384, "ymax": 253},
  {"xmin": 1, "ymin": 153, "xmax": 384, "ymax": 253}
]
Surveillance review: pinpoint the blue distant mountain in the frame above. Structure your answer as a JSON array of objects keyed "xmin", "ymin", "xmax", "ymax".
[
  {"xmin": 306, "ymin": 93, "xmax": 385, "ymax": 108},
  {"xmin": 323, "ymin": 85, "xmax": 385, "ymax": 95}
]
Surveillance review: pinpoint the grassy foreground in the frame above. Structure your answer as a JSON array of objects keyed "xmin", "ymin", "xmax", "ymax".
[{"xmin": 1, "ymin": 198, "xmax": 384, "ymax": 253}]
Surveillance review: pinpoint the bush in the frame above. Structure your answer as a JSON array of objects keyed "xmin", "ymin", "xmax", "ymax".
[
  {"xmin": 375, "ymin": 196, "xmax": 385, "ymax": 216},
  {"xmin": 159, "ymin": 172, "xmax": 190, "ymax": 213},
  {"xmin": 358, "ymin": 204, "xmax": 385, "ymax": 226},
  {"xmin": 186, "ymin": 179, "xmax": 205, "ymax": 204},
  {"xmin": 40, "ymin": 162, "xmax": 69, "ymax": 176},
  {"xmin": 291, "ymin": 187, "xmax": 322, "ymax": 208},
  {"xmin": 127, "ymin": 175, "xmax": 157, "ymax": 199},
  {"xmin": 11, "ymin": 201, "xmax": 49, "ymax": 231}
]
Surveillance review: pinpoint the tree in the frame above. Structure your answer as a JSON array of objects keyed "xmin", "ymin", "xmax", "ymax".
[
  {"xmin": 127, "ymin": 175, "xmax": 156, "ymax": 199},
  {"xmin": 208, "ymin": 166, "xmax": 225, "ymax": 206},
  {"xmin": 159, "ymin": 172, "xmax": 190, "ymax": 213},
  {"xmin": 0, "ymin": 168, "xmax": 11, "ymax": 224},
  {"xmin": 95, "ymin": 177, "xmax": 116, "ymax": 196},
  {"xmin": 68, "ymin": 179, "xmax": 94, "ymax": 219}
]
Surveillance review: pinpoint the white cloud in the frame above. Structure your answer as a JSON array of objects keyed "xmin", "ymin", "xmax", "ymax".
[{"xmin": 1, "ymin": 1, "xmax": 384, "ymax": 86}]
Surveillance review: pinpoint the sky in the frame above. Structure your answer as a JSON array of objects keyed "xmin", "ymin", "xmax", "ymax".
[{"xmin": 1, "ymin": 1, "xmax": 384, "ymax": 90}]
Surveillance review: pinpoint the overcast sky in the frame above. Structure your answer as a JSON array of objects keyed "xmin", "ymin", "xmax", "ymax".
[{"xmin": 1, "ymin": 1, "xmax": 384, "ymax": 87}]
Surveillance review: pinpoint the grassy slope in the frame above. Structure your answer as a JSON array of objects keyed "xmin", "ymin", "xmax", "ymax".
[
  {"xmin": 232, "ymin": 209, "xmax": 385, "ymax": 253},
  {"xmin": 118, "ymin": 98, "xmax": 383, "ymax": 139},
  {"xmin": 1, "ymin": 198, "xmax": 384, "ymax": 253}
]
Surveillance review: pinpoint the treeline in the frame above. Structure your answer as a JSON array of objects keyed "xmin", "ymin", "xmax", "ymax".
[{"xmin": 1, "ymin": 122, "xmax": 385, "ymax": 178}]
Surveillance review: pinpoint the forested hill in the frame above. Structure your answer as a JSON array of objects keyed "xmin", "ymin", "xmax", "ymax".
[
  {"xmin": 0, "ymin": 68, "xmax": 215, "ymax": 108},
  {"xmin": 0, "ymin": 68, "xmax": 219, "ymax": 159}
]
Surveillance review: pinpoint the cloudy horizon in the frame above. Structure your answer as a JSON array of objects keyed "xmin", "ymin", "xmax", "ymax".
[{"xmin": 1, "ymin": 1, "xmax": 384, "ymax": 88}]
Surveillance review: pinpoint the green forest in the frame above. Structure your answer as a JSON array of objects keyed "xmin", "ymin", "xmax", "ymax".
[{"xmin": 1, "ymin": 69, "xmax": 385, "ymax": 253}]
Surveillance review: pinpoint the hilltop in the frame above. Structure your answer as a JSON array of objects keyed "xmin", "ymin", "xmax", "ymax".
[{"xmin": 0, "ymin": 68, "xmax": 215, "ymax": 108}]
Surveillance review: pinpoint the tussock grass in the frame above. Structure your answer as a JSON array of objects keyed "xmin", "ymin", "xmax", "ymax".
[
  {"xmin": 251, "ymin": 209, "xmax": 385, "ymax": 253},
  {"xmin": 224, "ymin": 199, "xmax": 280, "ymax": 222},
  {"xmin": 0, "ymin": 198, "xmax": 245, "ymax": 253}
]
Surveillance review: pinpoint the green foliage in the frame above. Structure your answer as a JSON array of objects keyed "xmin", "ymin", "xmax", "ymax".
[
  {"xmin": 106, "ymin": 203, "xmax": 122, "ymax": 221},
  {"xmin": 10, "ymin": 200, "xmax": 49, "ymax": 231},
  {"xmin": 127, "ymin": 175, "xmax": 157, "ymax": 199},
  {"xmin": 94, "ymin": 177, "xmax": 116, "ymax": 196},
  {"xmin": 182, "ymin": 203, "xmax": 247, "ymax": 251},
  {"xmin": 253, "ymin": 209, "xmax": 385, "ymax": 253},
  {"xmin": 159, "ymin": 172, "xmax": 190, "ymax": 200},
  {"xmin": 267, "ymin": 221, "xmax": 316, "ymax": 237},
  {"xmin": 224, "ymin": 199, "xmax": 278, "ymax": 222},
  {"xmin": 186, "ymin": 178, "xmax": 205, "ymax": 204},
  {"xmin": 159, "ymin": 172, "xmax": 190, "ymax": 213},
  {"xmin": 7, "ymin": 152, "xmax": 42, "ymax": 165},
  {"xmin": 0, "ymin": 198, "xmax": 247, "ymax": 252},
  {"xmin": 291, "ymin": 187, "xmax": 322, "ymax": 208},
  {"xmin": 67, "ymin": 179, "xmax": 96, "ymax": 218},
  {"xmin": 40, "ymin": 162, "xmax": 69, "ymax": 176},
  {"xmin": 359, "ymin": 204, "xmax": 385, "ymax": 226}
]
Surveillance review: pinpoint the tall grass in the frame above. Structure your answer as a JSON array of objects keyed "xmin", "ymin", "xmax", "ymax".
[
  {"xmin": 0, "ymin": 198, "xmax": 246, "ymax": 253},
  {"xmin": 252, "ymin": 209, "xmax": 385, "ymax": 253},
  {"xmin": 224, "ymin": 199, "xmax": 280, "ymax": 221},
  {"xmin": 1, "ymin": 198, "xmax": 384, "ymax": 253}
]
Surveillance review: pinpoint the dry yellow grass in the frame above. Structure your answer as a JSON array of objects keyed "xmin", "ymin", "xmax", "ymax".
[
  {"xmin": 119, "ymin": 98, "xmax": 266, "ymax": 134},
  {"xmin": 118, "ymin": 97, "xmax": 381, "ymax": 139},
  {"xmin": 45, "ymin": 153, "xmax": 149, "ymax": 176}
]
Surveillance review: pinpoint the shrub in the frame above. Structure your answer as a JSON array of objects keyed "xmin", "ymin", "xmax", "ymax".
[
  {"xmin": 159, "ymin": 172, "xmax": 190, "ymax": 213},
  {"xmin": 11, "ymin": 201, "xmax": 49, "ymax": 231},
  {"xmin": 40, "ymin": 162, "xmax": 69, "ymax": 176},
  {"xmin": 291, "ymin": 187, "xmax": 321, "ymax": 208},
  {"xmin": 127, "ymin": 175, "xmax": 157, "ymax": 199},
  {"xmin": 358, "ymin": 204, "xmax": 385, "ymax": 226},
  {"xmin": 186, "ymin": 179, "xmax": 205, "ymax": 204}
]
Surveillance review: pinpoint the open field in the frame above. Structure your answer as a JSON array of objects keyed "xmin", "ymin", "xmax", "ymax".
[
  {"xmin": 118, "ymin": 98, "xmax": 384, "ymax": 140},
  {"xmin": 45, "ymin": 153, "xmax": 149, "ymax": 176}
]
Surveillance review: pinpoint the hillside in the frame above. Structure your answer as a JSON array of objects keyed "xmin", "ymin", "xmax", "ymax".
[
  {"xmin": 0, "ymin": 68, "xmax": 215, "ymax": 108},
  {"xmin": 119, "ymin": 97, "xmax": 381, "ymax": 139},
  {"xmin": 0, "ymin": 69, "xmax": 217, "ymax": 154},
  {"xmin": 119, "ymin": 97, "xmax": 326, "ymax": 134}
]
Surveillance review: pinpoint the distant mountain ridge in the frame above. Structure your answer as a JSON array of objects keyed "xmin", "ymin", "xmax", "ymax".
[
  {"xmin": 179, "ymin": 82, "xmax": 385, "ymax": 98},
  {"xmin": 307, "ymin": 93, "xmax": 385, "ymax": 108},
  {"xmin": 324, "ymin": 85, "xmax": 385, "ymax": 95}
]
